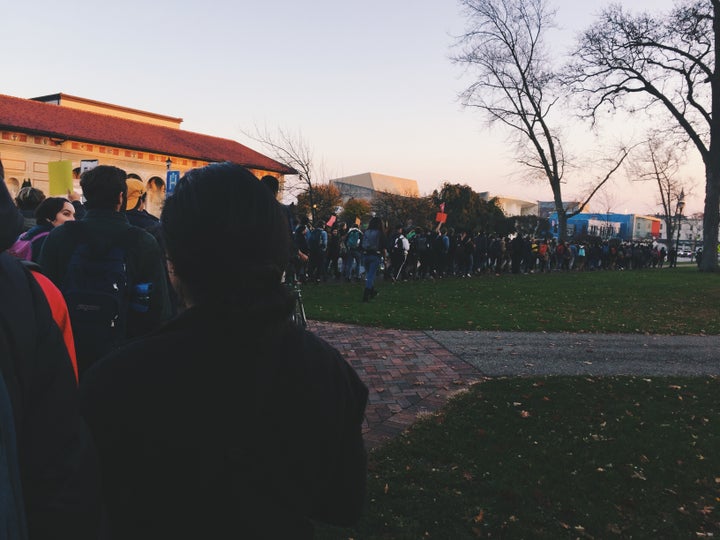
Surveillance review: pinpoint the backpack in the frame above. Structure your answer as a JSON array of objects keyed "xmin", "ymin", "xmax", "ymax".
[
  {"xmin": 7, "ymin": 231, "xmax": 50, "ymax": 261},
  {"xmin": 308, "ymin": 228, "xmax": 325, "ymax": 252},
  {"xmin": 346, "ymin": 229, "xmax": 361, "ymax": 250},
  {"xmin": 393, "ymin": 235, "xmax": 407, "ymax": 254},
  {"xmin": 361, "ymin": 228, "xmax": 380, "ymax": 252},
  {"xmin": 60, "ymin": 224, "xmax": 144, "ymax": 374}
]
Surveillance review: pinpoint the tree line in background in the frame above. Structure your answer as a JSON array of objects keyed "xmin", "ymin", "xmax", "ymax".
[{"xmin": 294, "ymin": 181, "xmax": 546, "ymax": 238}]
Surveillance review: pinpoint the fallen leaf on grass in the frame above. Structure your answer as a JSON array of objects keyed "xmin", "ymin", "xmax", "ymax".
[
  {"xmin": 520, "ymin": 410, "xmax": 531, "ymax": 418},
  {"xmin": 473, "ymin": 509, "xmax": 484, "ymax": 523},
  {"xmin": 384, "ymin": 483, "xmax": 389, "ymax": 494},
  {"xmin": 698, "ymin": 506, "xmax": 713, "ymax": 516}
]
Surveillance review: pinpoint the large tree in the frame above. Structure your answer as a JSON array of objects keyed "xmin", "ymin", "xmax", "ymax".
[
  {"xmin": 431, "ymin": 182, "xmax": 507, "ymax": 234},
  {"xmin": 339, "ymin": 197, "xmax": 372, "ymax": 228},
  {"xmin": 452, "ymin": 0, "xmax": 629, "ymax": 240},
  {"xmin": 296, "ymin": 183, "xmax": 342, "ymax": 226},
  {"xmin": 567, "ymin": 1, "xmax": 720, "ymax": 271},
  {"xmin": 370, "ymin": 192, "xmax": 437, "ymax": 231}
]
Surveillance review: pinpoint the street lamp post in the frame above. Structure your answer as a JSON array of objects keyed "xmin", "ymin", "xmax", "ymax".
[{"xmin": 674, "ymin": 189, "xmax": 686, "ymax": 266}]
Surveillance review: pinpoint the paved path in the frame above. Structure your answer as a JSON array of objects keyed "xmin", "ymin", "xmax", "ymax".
[{"xmin": 309, "ymin": 321, "xmax": 720, "ymax": 450}]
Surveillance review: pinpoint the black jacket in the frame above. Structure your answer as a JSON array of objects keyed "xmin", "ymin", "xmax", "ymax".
[
  {"xmin": 80, "ymin": 297, "xmax": 369, "ymax": 539},
  {"xmin": 0, "ymin": 252, "xmax": 102, "ymax": 539}
]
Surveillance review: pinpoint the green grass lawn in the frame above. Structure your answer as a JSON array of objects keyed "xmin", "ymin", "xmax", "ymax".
[
  {"xmin": 307, "ymin": 266, "xmax": 720, "ymax": 539},
  {"xmin": 301, "ymin": 265, "xmax": 720, "ymax": 334}
]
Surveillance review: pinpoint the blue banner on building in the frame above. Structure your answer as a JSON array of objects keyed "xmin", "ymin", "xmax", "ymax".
[{"xmin": 166, "ymin": 170, "xmax": 180, "ymax": 197}]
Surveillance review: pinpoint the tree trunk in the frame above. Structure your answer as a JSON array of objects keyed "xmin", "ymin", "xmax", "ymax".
[
  {"xmin": 700, "ymin": 164, "xmax": 720, "ymax": 271},
  {"xmin": 702, "ymin": 2, "xmax": 720, "ymax": 272}
]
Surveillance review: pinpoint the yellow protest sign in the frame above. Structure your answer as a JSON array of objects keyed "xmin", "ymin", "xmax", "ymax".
[{"xmin": 48, "ymin": 160, "xmax": 73, "ymax": 196}]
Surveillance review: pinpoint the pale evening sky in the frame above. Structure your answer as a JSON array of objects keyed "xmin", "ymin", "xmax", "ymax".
[{"xmin": 1, "ymin": 0, "xmax": 703, "ymax": 215}]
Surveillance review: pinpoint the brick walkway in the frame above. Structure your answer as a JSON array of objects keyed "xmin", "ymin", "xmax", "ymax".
[{"xmin": 309, "ymin": 321, "xmax": 484, "ymax": 451}]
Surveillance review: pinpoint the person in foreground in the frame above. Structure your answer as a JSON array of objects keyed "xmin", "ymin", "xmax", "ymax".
[
  {"xmin": 79, "ymin": 162, "xmax": 369, "ymax": 539},
  {"xmin": 0, "ymin": 161, "xmax": 102, "ymax": 539}
]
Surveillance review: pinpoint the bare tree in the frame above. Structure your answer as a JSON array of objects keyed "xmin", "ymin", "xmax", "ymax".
[
  {"xmin": 452, "ymin": 0, "xmax": 630, "ymax": 240},
  {"xmin": 627, "ymin": 138, "xmax": 691, "ymax": 246},
  {"xmin": 566, "ymin": 1, "xmax": 720, "ymax": 271},
  {"xmin": 241, "ymin": 125, "xmax": 323, "ymax": 223}
]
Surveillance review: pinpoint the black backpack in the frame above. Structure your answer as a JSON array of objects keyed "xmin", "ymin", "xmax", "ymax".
[
  {"xmin": 414, "ymin": 233, "xmax": 428, "ymax": 253},
  {"xmin": 60, "ymin": 224, "xmax": 145, "ymax": 374}
]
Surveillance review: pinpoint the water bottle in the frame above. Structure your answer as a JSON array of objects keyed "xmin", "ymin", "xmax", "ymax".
[{"xmin": 131, "ymin": 282, "xmax": 153, "ymax": 312}]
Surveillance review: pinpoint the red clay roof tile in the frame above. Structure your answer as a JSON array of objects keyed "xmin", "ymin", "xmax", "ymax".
[{"xmin": 0, "ymin": 93, "xmax": 296, "ymax": 175}]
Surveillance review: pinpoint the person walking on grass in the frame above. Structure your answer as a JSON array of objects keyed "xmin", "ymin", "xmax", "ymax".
[{"xmin": 361, "ymin": 216, "xmax": 388, "ymax": 302}]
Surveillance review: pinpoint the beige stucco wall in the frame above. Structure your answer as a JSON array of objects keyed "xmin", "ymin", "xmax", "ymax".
[{"xmin": 0, "ymin": 130, "xmax": 202, "ymax": 217}]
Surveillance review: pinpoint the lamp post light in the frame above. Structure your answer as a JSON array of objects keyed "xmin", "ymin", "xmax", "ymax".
[
  {"xmin": 674, "ymin": 188, "xmax": 686, "ymax": 266},
  {"xmin": 165, "ymin": 157, "xmax": 172, "ymax": 171}
]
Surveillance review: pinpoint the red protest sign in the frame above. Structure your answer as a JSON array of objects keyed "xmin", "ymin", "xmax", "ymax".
[{"xmin": 436, "ymin": 212, "xmax": 447, "ymax": 223}]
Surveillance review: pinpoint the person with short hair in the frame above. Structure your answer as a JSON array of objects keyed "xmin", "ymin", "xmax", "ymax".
[
  {"xmin": 79, "ymin": 162, "xmax": 369, "ymax": 539},
  {"xmin": 39, "ymin": 165, "xmax": 172, "ymax": 376}
]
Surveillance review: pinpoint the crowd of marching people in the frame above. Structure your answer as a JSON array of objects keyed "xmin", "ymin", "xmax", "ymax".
[{"xmin": 289, "ymin": 219, "xmax": 682, "ymax": 287}]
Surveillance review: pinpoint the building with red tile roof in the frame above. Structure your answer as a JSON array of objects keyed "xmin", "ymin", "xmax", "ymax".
[{"xmin": 0, "ymin": 93, "xmax": 296, "ymax": 216}]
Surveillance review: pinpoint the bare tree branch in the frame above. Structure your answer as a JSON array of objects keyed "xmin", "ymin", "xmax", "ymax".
[
  {"xmin": 240, "ymin": 124, "xmax": 323, "ymax": 222},
  {"xmin": 452, "ymin": 0, "xmax": 624, "ymax": 239},
  {"xmin": 564, "ymin": 1, "xmax": 720, "ymax": 270}
]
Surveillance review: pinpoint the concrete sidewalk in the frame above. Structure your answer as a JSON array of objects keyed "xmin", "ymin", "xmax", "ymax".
[
  {"xmin": 309, "ymin": 321, "xmax": 720, "ymax": 450},
  {"xmin": 426, "ymin": 330, "xmax": 720, "ymax": 377}
]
